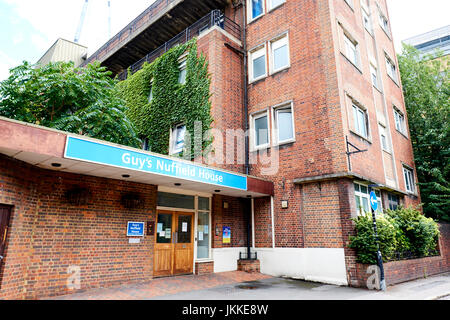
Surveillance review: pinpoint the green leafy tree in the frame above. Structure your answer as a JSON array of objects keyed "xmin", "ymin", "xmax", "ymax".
[
  {"xmin": 0, "ymin": 61, "xmax": 141, "ymax": 148},
  {"xmin": 398, "ymin": 45, "xmax": 450, "ymax": 222}
]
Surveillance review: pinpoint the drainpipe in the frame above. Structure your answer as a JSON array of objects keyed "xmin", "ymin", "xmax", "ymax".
[{"xmin": 242, "ymin": 0, "xmax": 249, "ymax": 176}]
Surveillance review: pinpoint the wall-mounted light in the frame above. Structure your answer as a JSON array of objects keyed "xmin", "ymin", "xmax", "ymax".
[
  {"xmin": 281, "ymin": 200, "xmax": 289, "ymax": 209},
  {"xmin": 215, "ymin": 190, "xmax": 221, "ymax": 193},
  {"xmin": 223, "ymin": 201, "xmax": 229, "ymax": 209},
  {"xmin": 51, "ymin": 163, "xmax": 62, "ymax": 168},
  {"xmin": 174, "ymin": 183, "xmax": 182, "ymax": 186},
  {"xmin": 122, "ymin": 174, "xmax": 131, "ymax": 178}
]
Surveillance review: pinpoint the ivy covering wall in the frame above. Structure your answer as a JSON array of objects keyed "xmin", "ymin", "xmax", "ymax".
[{"xmin": 117, "ymin": 39, "xmax": 212, "ymax": 157}]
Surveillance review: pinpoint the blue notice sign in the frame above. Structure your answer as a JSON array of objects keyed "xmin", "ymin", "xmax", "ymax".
[
  {"xmin": 127, "ymin": 222, "xmax": 145, "ymax": 237},
  {"xmin": 64, "ymin": 136, "xmax": 248, "ymax": 191},
  {"xmin": 370, "ymin": 191, "xmax": 378, "ymax": 212}
]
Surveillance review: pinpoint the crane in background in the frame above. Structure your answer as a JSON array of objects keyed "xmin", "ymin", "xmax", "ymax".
[{"xmin": 74, "ymin": 0, "xmax": 112, "ymax": 44}]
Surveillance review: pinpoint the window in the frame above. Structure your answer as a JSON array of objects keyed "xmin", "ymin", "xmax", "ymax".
[
  {"xmin": 249, "ymin": 45, "xmax": 267, "ymax": 82},
  {"xmin": 379, "ymin": 12, "xmax": 390, "ymax": 35},
  {"xmin": 249, "ymin": 0, "xmax": 265, "ymax": 21},
  {"xmin": 170, "ymin": 124, "xmax": 186, "ymax": 155},
  {"xmin": 388, "ymin": 193, "xmax": 400, "ymax": 210},
  {"xmin": 403, "ymin": 166, "xmax": 415, "ymax": 193},
  {"xmin": 178, "ymin": 58, "xmax": 187, "ymax": 84},
  {"xmin": 197, "ymin": 197, "xmax": 211, "ymax": 260},
  {"xmin": 148, "ymin": 79, "xmax": 154, "ymax": 102},
  {"xmin": 273, "ymin": 103, "xmax": 294, "ymax": 144},
  {"xmin": 362, "ymin": 9, "xmax": 373, "ymax": 34},
  {"xmin": 269, "ymin": 0, "xmax": 285, "ymax": 10},
  {"xmin": 360, "ymin": 0, "xmax": 370, "ymax": 12},
  {"xmin": 379, "ymin": 125, "xmax": 389, "ymax": 152},
  {"xmin": 270, "ymin": 34, "xmax": 290, "ymax": 73},
  {"xmin": 394, "ymin": 107, "xmax": 407, "ymax": 135},
  {"xmin": 352, "ymin": 103, "xmax": 369, "ymax": 138},
  {"xmin": 385, "ymin": 55, "xmax": 398, "ymax": 82},
  {"xmin": 370, "ymin": 64, "xmax": 379, "ymax": 88},
  {"xmin": 355, "ymin": 183, "xmax": 383, "ymax": 215},
  {"xmin": 344, "ymin": 0, "xmax": 354, "ymax": 8},
  {"xmin": 343, "ymin": 33, "xmax": 359, "ymax": 67},
  {"xmin": 251, "ymin": 111, "xmax": 270, "ymax": 149}
]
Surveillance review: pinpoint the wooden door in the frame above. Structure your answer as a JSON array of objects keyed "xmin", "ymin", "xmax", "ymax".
[
  {"xmin": 173, "ymin": 213, "xmax": 194, "ymax": 275},
  {"xmin": 0, "ymin": 205, "xmax": 11, "ymax": 286},
  {"xmin": 154, "ymin": 211, "xmax": 194, "ymax": 277},
  {"xmin": 154, "ymin": 211, "xmax": 174, "ymax": 277}
]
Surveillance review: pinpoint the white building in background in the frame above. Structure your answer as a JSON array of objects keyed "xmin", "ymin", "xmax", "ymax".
[{"xmin": 36, "ymin": 38, "xmax": 88, "ymax": 67}]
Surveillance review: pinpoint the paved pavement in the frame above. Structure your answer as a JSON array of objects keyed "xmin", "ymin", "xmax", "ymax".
[{"xmin": 49, "ymin": 271, "xmax": 450, "ymax": 300}]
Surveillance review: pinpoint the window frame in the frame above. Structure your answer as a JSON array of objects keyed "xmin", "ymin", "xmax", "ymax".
[
  {"xmin": 385, "ymin": 54, "xmax": 398, "ymax": 83},
  {"xmin": 148, "ymin": 78, "xmax": 154, "ymax": 103},
  {"xmin": 343, "ymin": 31, "xmax": 360, "ymax": 68},
  {"xmin": 361, "ymin": 7, "xmax": 373, "ymax": 35},
  {"xmin": 170, "ymin": 123, "xmax": 187, "ymax": 155},
  {"xmin": 247, "ymin": 0, "xmax": 266, "ymax": 23},
  {"xmin": 178, "ymin": 57, "xmax": 187, "ymax": 85},
  {"xmin": 268, "ymin": 0, "xmax": 285, "ymax": 11},
  {"xmin": 250, "ymin": 110, "xmax": 271, "ymax": 151},
  {"xmin": 379, "ymin": 124, "xmax": 390, "ymax": 153},
  {"xmin": 370, "ymin": 64, "xmax": 379, "ymax": 88},
  {"xmin": 379, "ymin": 11, "xmax": 391, "ymax": 37},
  {"xmin": 403, "ymin": 166, "xmax": 416, "ymax": 194},
  {"xmin": 272, "ymin": 101, "xmax": 295, "ymax": 146},
  {"xmin": 388, "ymin": 193, "xmax": 400, "ymax": 211},
  {"xmin": 393, "ymin": 107, "xmax": 407, "ymax": 136},
  {"xmin": 249, "ymin": 44, "xmax": 267, "ymax": 83},
  {"xmin": 352, "ymin": 102, "xmax": 370, "ymax": 139},
  {"xmin": 354, "ymin": 182, "xmax": 383, "ymax": 216},
  {"xmin": 269, "ymin": 33, "xmax": 290, "ymax": 75}
]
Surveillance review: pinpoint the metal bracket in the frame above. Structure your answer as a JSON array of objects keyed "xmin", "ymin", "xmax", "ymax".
[{"xmin": 346, "ymin": 136, "xmax": 368, "ymax": 171}]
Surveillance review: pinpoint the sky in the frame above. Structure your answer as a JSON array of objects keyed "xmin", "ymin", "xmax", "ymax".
[{"xmin": 0, "ymin": 0, "xmax": 449, "ymax": 81}]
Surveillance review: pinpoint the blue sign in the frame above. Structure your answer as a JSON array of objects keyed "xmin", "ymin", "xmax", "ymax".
[
  {"xmin": 370, "ymin": 191, "xmax": 378, "ymax": 212},
  {"xmin": 127, "ymin": 222, "xmax": 145, "ymax": 237},
  {"xmin": 64, "ymin": 136, "xmax": 248, "ymax": 191}
]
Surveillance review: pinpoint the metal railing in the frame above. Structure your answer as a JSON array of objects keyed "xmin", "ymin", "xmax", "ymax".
[
  {"xmin": 82, "ymin": 0, "xmax": 177, "ymax": 67},
  {"xmin": 117, "ymin": 10, "xmax": 241, "ymax": 80}
]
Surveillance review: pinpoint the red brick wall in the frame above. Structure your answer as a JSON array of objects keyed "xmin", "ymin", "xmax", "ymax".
[
  {"xmin": 253, "ymin": 197, "xmax": 273, "ymax": 248},
  {"xmin": 195, "ymin": 261, "xmax": 214, "ymax": 275},
  {"xmin": 0, "ymin": 155, "xmax": 157, "ymax": 300},
  {"xmin": 350, "ymin": 223, "xmax": 450, "ymax": 288},
  {"xmin": 212, "ymin": 195, "xmax": 250, "ymax": 249}
]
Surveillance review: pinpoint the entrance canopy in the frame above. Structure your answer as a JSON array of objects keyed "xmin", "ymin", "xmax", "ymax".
[{"xmin": 0, "ymin": 117, "xmax": 273, "ymax": 198}]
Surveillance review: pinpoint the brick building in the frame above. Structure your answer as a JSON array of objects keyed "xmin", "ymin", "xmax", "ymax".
[{"xmin": 0, "ymin": 0, "xmax": 448, "ymax": 299}]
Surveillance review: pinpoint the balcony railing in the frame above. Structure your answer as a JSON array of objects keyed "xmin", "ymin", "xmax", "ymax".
[
  {"xmin": 117, "ymin": 10, "xmax": 241, "ymax": 81},
  {"xmin": 82, "ymin": 0, "xmax": 178, "ymax": 67}
]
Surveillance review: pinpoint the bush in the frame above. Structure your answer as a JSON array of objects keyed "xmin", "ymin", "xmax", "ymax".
[
  {"xmin": 386, "ymin": 207, "xmax": 440, "ymax": 258},
  {"xmin": 348, "ymin": 213, "xmax": 397, "ymax": 264}
]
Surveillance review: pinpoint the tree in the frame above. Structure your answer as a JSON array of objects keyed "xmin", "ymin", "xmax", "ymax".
[
  {"xmin": 398, "ymin": 45, "xmax": 450, "ymax": 222},
  {"xmin": 0, "ymin": 61, "xmax": 141, "ymax": 148}
]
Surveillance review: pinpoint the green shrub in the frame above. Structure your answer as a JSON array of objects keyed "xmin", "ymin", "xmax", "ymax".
[
  {"xmin": 386, "ymin": 207, "xmax": 440, "ymax": 258},
  {"xmin": 348, "ymin": 213, "xmax": 397, "ymax": 264}
]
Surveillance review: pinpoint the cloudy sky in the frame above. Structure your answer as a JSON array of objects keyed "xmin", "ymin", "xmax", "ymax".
[{"xmin": 0, "ymin": 0, "xmax": 449, "ymax": 81}]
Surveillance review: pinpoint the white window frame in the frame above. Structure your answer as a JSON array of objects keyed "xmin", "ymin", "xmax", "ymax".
[
  {"xmin": 343, "ymin": 31, "xmax": 360, "ymax": 68},
  {"xmin": 370, "ymin": 64, "xmax": 379, "ymax": 88},
  {"xmin": 403, "ymin": 166, "xmax": 416, "ymax": 194},
  {"xmin": 269, "ymin": 33, "xmax": 290, "ymax": 74},
  {"xmin": 247, "ymin": 0, "xmax": 265, "ymax": 23},
  {"xmin": 385, "ymin": 54, "xmax": 398, "ymax": 83},
  {"xmin": 178, "ymin": 57, "xmax": 187, "ymax": 84},
  {"xmin": 170, "ymin": 123, "xmax": 187, "ymax": 155},
  {"xmin": 250, "ymin": 110, "xmax": 270, "ymax": 151},
  {"xmin": 379, "ymin": 11, "xmax": 390, "ymax": 36},
  {"xmin": 249, "ymin": 44, "xmax": 267, "ymax": 83},
  {"xmin": 393, "ymin": 107, "xmax": 407, "ymax": 136},
  {"xmin": 362, "ymin": 7, "xmax": 373, "ymax": 35},
  {"xmin": 354, "ymin": 182, "xmax": 383, "ymax": 216},
  {"xmin": 352, "ymin": 103, "xmax": 369, "ymax": 139},
  {"xmin": 272, "ymin": 101, "xmax": 295, "ymax": 146},
  {"xmin": 148, "ymin": 78, "xmax": 154, "ymax": 103},
  {"xmin": 344, "ymin": 0, "xmax": 354, "ymax": 9},
  {"xmin": 268, "ymin": 0, "xmax": 285, "ymax": 11},
  {"xmin": 360, "ymin": 0, "xmax": 370, "ymax": 13},
  {"xmin": 379, "ymin": 124, "xmax": 390, "ymax": 152}
]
